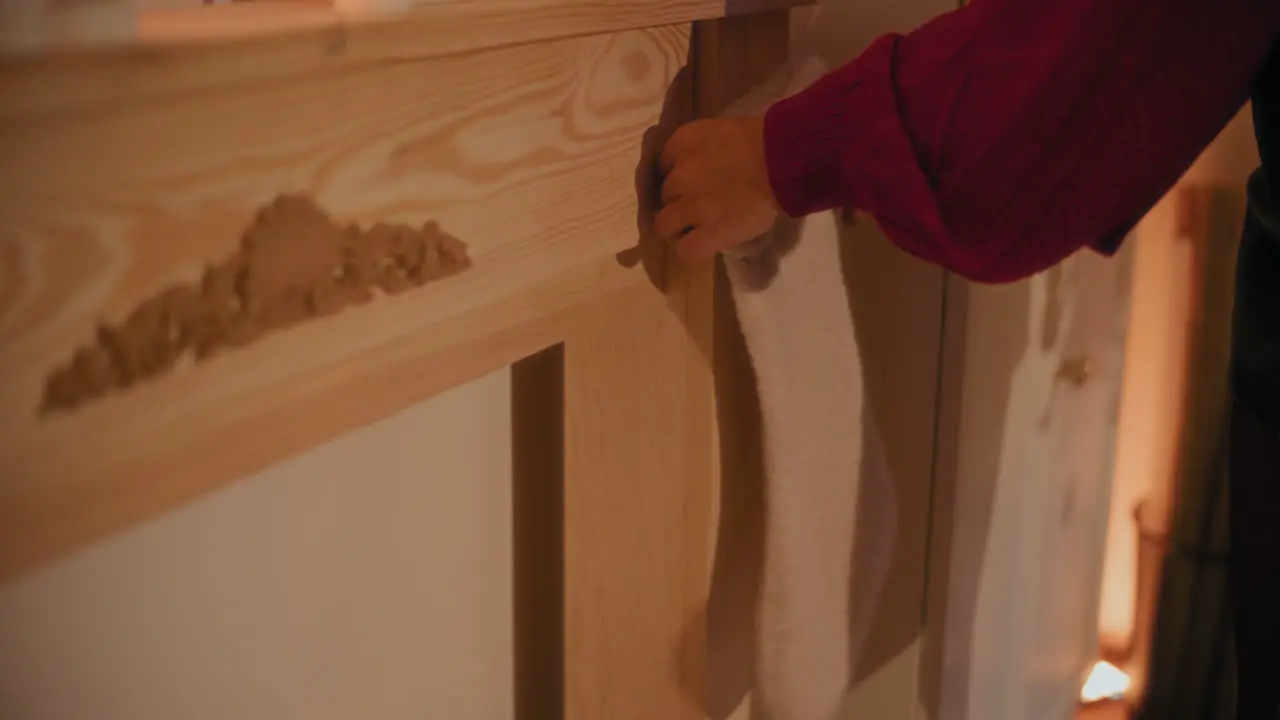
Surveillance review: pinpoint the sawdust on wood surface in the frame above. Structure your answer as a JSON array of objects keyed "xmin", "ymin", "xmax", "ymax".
[{"xmin": 41, "ymin": 194, "xmax": 471, "ymax": 414}]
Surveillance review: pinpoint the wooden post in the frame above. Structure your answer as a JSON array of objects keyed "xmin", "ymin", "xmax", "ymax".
[{"xmin": 557, "ymin": 11, "xmax": 790, "ymax": 717}]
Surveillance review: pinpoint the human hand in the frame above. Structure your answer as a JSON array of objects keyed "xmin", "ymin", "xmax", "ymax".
[{"xmin": 655, "ymin": 116, "xmax": 781, "ymax": 262}]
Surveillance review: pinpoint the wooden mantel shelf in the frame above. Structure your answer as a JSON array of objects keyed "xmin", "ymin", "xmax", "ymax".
[
  {"xmin": 130, "ymin": 0, "xmax": 809, "ymax": 48},
  {"xmin": 0, "ymin": 0, "xmax": 799, "ymax": 639},
  {"xmin": 1, "ymin": 4, "xmax": 799, "ymax": 714},
  {"xmin": 0, "ymin": 0, "xmax": 810, "ymax": 115}
]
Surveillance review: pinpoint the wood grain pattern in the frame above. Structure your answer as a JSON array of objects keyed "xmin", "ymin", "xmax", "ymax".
[
  {"xmin": 563, "ymin": 279, "xmax": 713, "ymax": 720},
  {"xmin": 552, "ymin": 12, "xmax": 790, "ymax": 718},
  {"xmin": 0, "ymin": 24, "xmax": 690, "ymax": 581},
  {"xmin": 133, "ymin": 0, "xmax": 814, "ymax": 46},
  {"xmin": 551, "ymin": 12, "xmax": 791, "ymax": 713},
  {"xmin": 0, "ymin": 0, "xmax": 811, "ymax": 118}
]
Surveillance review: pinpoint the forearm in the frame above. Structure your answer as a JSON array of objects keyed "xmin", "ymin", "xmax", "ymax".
[{"xmin": 765, "ymin": 0, "xmax": 1280, "ymax": 282}]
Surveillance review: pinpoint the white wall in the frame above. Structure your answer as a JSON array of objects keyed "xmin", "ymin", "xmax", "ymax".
[
  {"xmin": 933, "ymin": 247, "xmax": 1132, "ymax": 720},
  {"xmin": 0, "ymin": 369, "xmax": 514, "ymax": 720}
]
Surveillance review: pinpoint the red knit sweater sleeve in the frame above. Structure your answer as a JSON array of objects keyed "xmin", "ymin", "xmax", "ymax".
[{"xmin": 763, "ymin": 0, "xmax": 1280, "ymax": 283}]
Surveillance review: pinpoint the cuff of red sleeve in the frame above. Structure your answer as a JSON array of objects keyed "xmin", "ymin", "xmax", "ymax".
[
  {"xmin": 760, "ymin": 36, "xmax": 902, "ymax": 218},
  {"xmin": 763, "ymin": 78, "xmax": 853, "ymax": 218}
]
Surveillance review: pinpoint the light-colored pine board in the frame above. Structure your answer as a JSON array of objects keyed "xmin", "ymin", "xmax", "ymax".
[
  {"xmin": 562, "ymin": 278, "xmax": 712, "ymax": 720},
  {"xmin": 556, "ymin": 15, "xmax": 713, "ymax": 713},
  {"xmin": 0, "ymin": 0, "xmax": 812, "ymax": 118},
  {"xmin": 552, "ymin": 11, "xmax": 790, "ymax": 717},
  {"xmin": 0, "ymin": 254, "xmax": 647, "ymax": 583},
  {"xmin": 134, "ymin": 0, "xmax": 813, "ymax": 46},
  {"xmin": 0, "ymin": 24, "xmax": 690, "ymax": 582}
]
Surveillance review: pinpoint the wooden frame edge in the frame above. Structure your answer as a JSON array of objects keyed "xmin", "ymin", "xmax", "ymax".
[{"xmin": 0, "ymin": 0, "xmax": 813, "ymax": 118}]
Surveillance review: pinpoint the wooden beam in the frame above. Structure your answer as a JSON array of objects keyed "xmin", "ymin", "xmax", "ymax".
[
  {"xmin": 552, "ymin": 10, "xmax": 792, "ymax": 717},
  {"xmin": 562, "ymin": 280, "xmax": 713, "ymax": 718}
]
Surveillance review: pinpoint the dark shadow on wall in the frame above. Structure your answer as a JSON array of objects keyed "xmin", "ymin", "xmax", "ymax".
[
  {"xmin": 686, "ymin": 210, "xmax": 1038, "ymax": 717},
  {"xmin": 699, "ymin": 260, "xmax": 767, "ymax": 720},
  {"xmin": 690, "ymin": 212, "xmax": 1009, "ymax": 717},
  {"xmin": 781, "ymin": 0, "xmax": 994, "ymax": 699},
  {"xmin": 915, "ymin": 271, "xmax": 1033, "ymax": 720},
  {"xmin": 695, "ymin": 211, "xmax": 934, "ymax": 717},
  {"xmin": 838, "ymin": 216, "xmax": 949, "ymax": 684}
]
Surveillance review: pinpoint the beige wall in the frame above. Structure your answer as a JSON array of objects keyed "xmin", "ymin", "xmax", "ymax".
[{"xmin": 0, "ymin": 368, "xmax": 515, "ymax": 720}]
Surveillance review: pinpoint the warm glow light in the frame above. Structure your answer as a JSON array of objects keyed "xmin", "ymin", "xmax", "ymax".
[{"xmin": 1081, "ymin": 660, "xmax": 1132, "ymax": 703}]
